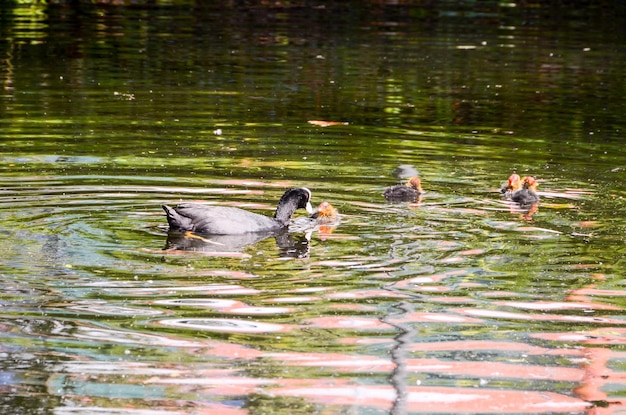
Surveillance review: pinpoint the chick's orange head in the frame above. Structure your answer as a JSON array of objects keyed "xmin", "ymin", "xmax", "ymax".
[
  {"xmin": 406, "ymin": 176, "xmax": 423, "ymax": 192},
  {"xmin": 317, "ymin": 201, "xmax": 338, "ymax": 218},
  {"xmin": 507, "ymin": 174, "xmax": 522, "ymax": 190},
  {"xmin": 522, "ymin": 176, "xmax": 538, "ymax": 190}
]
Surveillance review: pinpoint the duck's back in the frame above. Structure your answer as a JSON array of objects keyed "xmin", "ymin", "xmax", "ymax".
[
  {"xmin": 163, "ymin": 203, "xmax": 281, "ymax": 234},
  {"xmin": 383, "ymin": 185, "xmax": 419, "ymax": 202},
  {"xmin": 511, "ymin": 189, "xmax": 539, "ymax": 205}
]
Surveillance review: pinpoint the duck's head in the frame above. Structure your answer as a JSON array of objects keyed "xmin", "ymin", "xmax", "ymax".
[
  {"xmin": 275, "ymin": 187, "xmax": 314, "ymax": 222},
  {"xmin": 406, "ymin": 176, "xmax": 423, "ymax": 192},
  {"xmin": 521, "ymin": 176, "xmax": 538, "ymax": 191},
  {"xmin": 295, "ymin": 187, "xmax": 314, "ymax": 214},
  {"xmin": 507, "ymin": 174, "xmax": 522, "ymax": 191},
  {"xmin": 313, "ymin": 201, "xmax": 338, "ymax": 219}
]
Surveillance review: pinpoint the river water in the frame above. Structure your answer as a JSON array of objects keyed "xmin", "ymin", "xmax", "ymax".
[{"xmin": 1, "ymin": 1, "xmax": 626, "ymax": 414}]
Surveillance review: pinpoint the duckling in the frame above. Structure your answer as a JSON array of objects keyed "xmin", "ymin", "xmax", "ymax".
[
  {"xmin": 500, "ymin": 173, "xmax": 522, "ymax": 199},
  {"xmin": 383, "ymin": 176, "xmax": 423, "ymax": 202},
  {"xmin": 511, "ymin": 176, "xmax": 539, "ymax": 205}
]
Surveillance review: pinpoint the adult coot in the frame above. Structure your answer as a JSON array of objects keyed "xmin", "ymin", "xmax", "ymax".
[
  {"xmin": 383, "ymin": 176, "xmax": 423, "ymax": 202},
  {"xmin": 162, "ymin": 187, "xmax": 313, "ymax": 234}
]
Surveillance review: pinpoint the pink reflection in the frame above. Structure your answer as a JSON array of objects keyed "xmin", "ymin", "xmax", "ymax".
[
  {"xmin": 148, "ymin": 371, "xmax": 274, "ymax": 395},
  {"xmin": 328, "ymin": 303, "xmax": 379, "ymax": 312},
  {"xmin": 153, "ymin": 298, "xmax": 293, "ymax": 316},
  {"xmin": 274, "ymin": 383, "xmax": 589, "ymax": 413},
  {"xmin": 304, "ymin": 316, "xmax": 396, "ymax": 330},
  {"xmin": 393, "ymin": 269, "xmax": 470, "ymax": 288},
  {"xmin": 569, "ymin": 287, "xmax": 626, "ymax": 298},
  {"xmin": 438, "ymin": 256, "xmax": 466, "ymax": 264},
  {"xmin": 458, "ymin": 248, "xmax": 486, "ymax": 256},
  {"xmin": 528, "ymin": 333, "xmax": 626, "ymax": 413},
  {"xmin": 325, "ymin": 289, "xmax": 409, "ymax": 300},
  {"xmin": 268, "ymin": 352, "xmax": 392, "ymax": 371},
  {"xmin": 193, "ymin": 270, "xmax": 259, "ymax": 279},
  {"xmin": 428, "ymin": 296, "xmax": 479, "ymax": 304},
  {"xmin": 392, "ymin": 312, "xmax": 484, "ymax": 324},
  {"xmin": 404, "ymin": 358, "xmax": 583, "ymax": 382},
  {"xmin": 496, "ymin": 300, "xmax": 620, "ymax": 311},
  {"xmin": 407, "ymin": 340, "xmax": 583, "ymax": 356},
  {"xmin": 266, "ymin": 351, "xmax": 583, "ymax": 382},
  {"xmin": 263, "ymin": 296, "xmax": 322, "ymax": 303},
  {"xmin": 453, "ymin": 308, "xmax": 626, "ymax": 325},
  {"xmin": 532, "ymin": 328, "xmax": 626, "ymax": 346}
]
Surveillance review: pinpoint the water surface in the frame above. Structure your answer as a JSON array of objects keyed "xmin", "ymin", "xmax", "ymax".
[{"xmin": 1, "ymin": 1, "xmax": 626, "ymax": 414}]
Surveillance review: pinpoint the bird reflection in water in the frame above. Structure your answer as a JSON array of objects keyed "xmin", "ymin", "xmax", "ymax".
[
  {"xmin": 521, "ymin": 202, "xmax": 539, "ymax": 221},
  {"xmin": 510, "ymin": 202, "xmax": 539, "ymax": 222},
  {"xmin": 164, "ymin": 229, "xmax": 311, "ymax": 258}
]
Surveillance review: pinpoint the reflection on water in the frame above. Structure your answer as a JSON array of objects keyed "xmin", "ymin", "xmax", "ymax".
[
  {"xmin": 164, "ymin": 228, "xmax": 312, "ymax": 258},
  {"xmin": 1, "ymin": 1, "xmax": 626, "ymax": 414}
]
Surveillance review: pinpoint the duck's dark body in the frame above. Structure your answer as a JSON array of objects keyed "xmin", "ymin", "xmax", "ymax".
[
  {"xmin": 383, "ymin": 185, "xmax": 420, "ymax": 202},
  {"xmin": 163, "ymin": 204, "xmax": 285, "ymax": 234},
  {"xmin": 383, "ymin": 176, "xmax": 423, "ymax": 202},
  {"xmin": 511, "ymin": 176, "xmax": 539, "ymax": 205},
  {"xmin": 511, "ymin": 189, "xmax": 539, "ymax": 205},
  {"xmin": 162, "ymin": 187, "xmax": 312, "ymax": 235}
]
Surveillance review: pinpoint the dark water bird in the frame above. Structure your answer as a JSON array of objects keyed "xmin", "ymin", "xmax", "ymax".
[
  {"xmin": 511, "ymin": 176, "xmax": 539, "ymax": 205},
  {"xmin": 500, "ymin": 173, "xmax": 522, "ymax": 199},
  {"xmin": 162, "ymin": 187, "xmax": 313, "ymax": 234},
  {"xmin": 383, "ymin": 176, "xmax": 423, "ymax": 202}
]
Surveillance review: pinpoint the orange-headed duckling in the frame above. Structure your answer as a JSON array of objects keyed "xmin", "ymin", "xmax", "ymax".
[
  {"xmin": 500, "ymin": 173, "xmax": 522, "ymax": 198},
  {"xmin": 310, "ymin": 201, "xmax": 339, "ymax": 224},
  {"xmin": 511, "ymin": 176, "xmax": 539, "ymax": 205},
  {"xmin": 163, "ymin": 187, "xmax": 313, "ymax": 234},
  {"xmin": 383, "ymin": 176, "xmax": 423, "ymax": 202}
]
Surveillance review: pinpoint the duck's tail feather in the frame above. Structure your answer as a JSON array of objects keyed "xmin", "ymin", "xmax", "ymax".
[{"xmin": 162, "ymin": 205, "xmax": 188, "ymax": 232}]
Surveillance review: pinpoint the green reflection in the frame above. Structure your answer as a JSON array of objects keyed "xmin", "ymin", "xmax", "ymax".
[{"xmin": 0, "ymin": 1, "xmax": 625, "ymax": 414}]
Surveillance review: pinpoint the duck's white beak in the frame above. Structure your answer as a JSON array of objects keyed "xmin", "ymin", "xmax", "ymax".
[{"xmin": 305, "ymin": 201, "xmax": 314, "ymax": 214}]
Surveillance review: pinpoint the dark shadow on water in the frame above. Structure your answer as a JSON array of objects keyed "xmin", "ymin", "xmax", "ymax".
[{"xmin": 164, "ymin": 229, "xmax": 310, "ymax": 258}]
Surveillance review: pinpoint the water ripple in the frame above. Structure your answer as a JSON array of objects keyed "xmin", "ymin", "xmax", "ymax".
[{"xmin": 157, "ymin": 318, "xmax": 288, "ymax": 333}]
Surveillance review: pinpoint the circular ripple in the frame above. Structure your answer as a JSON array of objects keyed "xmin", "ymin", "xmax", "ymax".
[
  {"xmin": 67, "ymin": 304, "xmax": 165, "ymax": 316},
  {"xmin": 158, "ymin": 318, "xmax": 287, "ymax": 333}
]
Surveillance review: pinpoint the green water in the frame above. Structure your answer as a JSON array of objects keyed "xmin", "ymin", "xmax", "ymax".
[{"xmin": 1, "ymin": 1, "xmax": 625, "ymax": 414}]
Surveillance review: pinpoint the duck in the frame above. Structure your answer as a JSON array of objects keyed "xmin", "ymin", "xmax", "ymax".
[
  {"xmin": 383, "ymin": 176, "xmax": 423, "ymax": 202},
  {"xmin": 310, "ymin": 201, "xmax": 339, "ymax": 224},
  {"xmin": 500, "ymin": 173, "xmax": 522, "ymax": 198},
  {"xmin": 511, "ymin": 176, "xmax": 539, "ymax": 205},
  {"xmin": 162, "ymin": 187, "xmax": 313, "ymax": 234}
]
